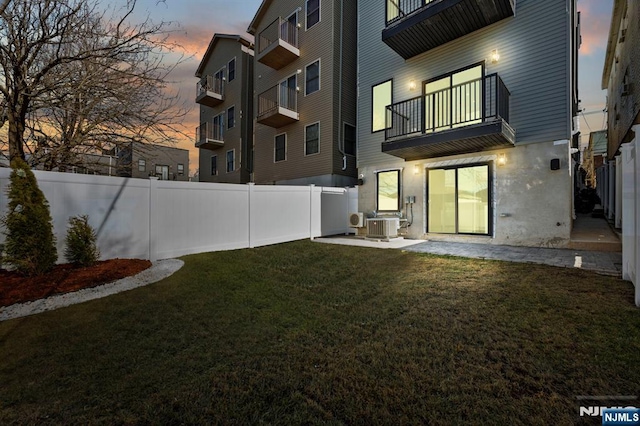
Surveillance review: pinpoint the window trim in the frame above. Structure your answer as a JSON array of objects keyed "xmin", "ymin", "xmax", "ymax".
[
  {"xmin": 274, "ymin": 133, "xmax": 287, "ymax": 163},
  {"xmin": 376, "ymin": 168, "xmax": 402, "ymax": 212},
  {"xmin": 304, "ymin": 58, "xmax": 321, "ymax": 96},
  {"xmin": 211, "ymin": 155, "xmax": 218, "ymax": 176},
  {"xmin": 226, "ymin": 149, "xmax": 235, "ymax": 173},
  {"xmin": 371, "ymin": 79, "xmax": 393, "ymax": 133},
  {"xmin": 306, "ymin": 0, "xmax": 320, "ymax": 30},
  {"xmin": 343, "ymin": 122, "xmax": 356, "ymax": 157},
  {"xmin": 228, "ymin": 57, "xmax": 236, "ymax": 82},
  {"xmin": 304, "ymin": 122, "xmax": 320, "ymax": 156},
  {"xmin": 227, "ymin": 105, "xmax": 235, "ymax": 129}
]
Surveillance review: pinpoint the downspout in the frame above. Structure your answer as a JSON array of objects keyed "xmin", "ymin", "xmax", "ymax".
[{"xmin": 337, "ymin": 0, "xmax": 347, "ymax": 171}]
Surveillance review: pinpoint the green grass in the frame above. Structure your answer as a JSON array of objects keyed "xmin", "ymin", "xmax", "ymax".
[{"xmin": 1, "ymin": 240, "xmax": 639, "ymax": 425}]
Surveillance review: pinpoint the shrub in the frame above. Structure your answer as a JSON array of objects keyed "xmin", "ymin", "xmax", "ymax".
[
  {"xmin": 65, "ymin": 215, "xmax": 100, "ymax": 266},
  {"xmin": 1, "ymin": 158, "xmax": 57, "ymax": 275}
]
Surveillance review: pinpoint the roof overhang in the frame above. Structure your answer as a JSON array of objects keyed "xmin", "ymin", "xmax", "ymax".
[{"xmin": 195, "ymin": 34, "xmax": 254, "ymax": 78}]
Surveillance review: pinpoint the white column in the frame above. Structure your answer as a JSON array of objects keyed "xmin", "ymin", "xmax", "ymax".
[
  {"xmin": 620, "ymin": 143, "xmax": 636, "ymax": 284},
  {"xmin": 148, "ymin": 177, "xmax": 159, "ymax": 262},
  {"xmin": 616, "ymin": 155, "xmax": 623, "ymax": 229},
  {"xmin": 633, "ymin": 125, "xmax": 640, "ymax": 306},
  {"xmin": 608, "ymin": 159, "xmax": 616, "ymax": 220},
  {"xmin": 247, "ymin": 182, "xmax": 255, "ymax": 248}
]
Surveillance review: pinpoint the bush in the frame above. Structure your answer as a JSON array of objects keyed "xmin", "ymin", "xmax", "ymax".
[
  {"xmin": 1, "ymin": 158, "xmax": 57, "ymax": 275},
  {"xmin": 65, "ymin": 215, "xmax": 100, "ymax": 266}
]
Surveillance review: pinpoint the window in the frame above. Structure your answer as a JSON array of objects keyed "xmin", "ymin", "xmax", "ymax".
[
  {"xmin": 427, "ymin": 164, "xmax": 490, "ymax": 235},
  {"xmin": 305, "ymin": 60, "xmax": 320, "ymax": 95},
  {"xmin": 177, "ymin": 163, "xmax": 184, "ymax": 176},
  {"xmin": 138, "ymin": 159, "xmax": 146, "ymax": 172},
  {"xmin": 306, "ymin": 0, "xmax": 320, "ymax": 29},
  {"xmin": 344, "ymin": 123, "xmax": 356, "ymax": 156},
  {"xmin": 372, "ymin": 80, "xmax": 392, "ymax": 132},
  {"xmin": 213, "ymin": 113, "xmax": 224, "ymax": 141},
  {"xmin": 377, "ymin": 170, "xmax": 400, "ymax": 212},
  {"xmin": 228, "ymin": 58, "xmax": 236, "ymax": 82},
  {"xmin": 227, "ymin": 106, "xmax": 235, "ymax": 129},
  {"xmin": 226, "ymin": 150, "xmax": 235, "ymax": 173},
  {"xmin": 213, "ymin": 67, "xmax": 225, "ymax": 95},
  {"xmin": 275, "ymin": 133, "xmax": 286, "ymax": 162},
  {"xmin": 305, "ymin": 122, "xmax": 320, "ymax": 155},
  {"xmin": 155, "ymin": 164, "xmax": 169, "ymax": 180},
  {"xmin": 211, "ymin": 155, "xmax": 217, "ymax": 176},
  {"xmin": 279, "ymin": 74, "xmax": 297, "ymax": 110}
]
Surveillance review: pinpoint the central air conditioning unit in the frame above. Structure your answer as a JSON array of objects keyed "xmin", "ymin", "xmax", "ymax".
[
  {"xmin": 348, "ymin": 212, "xmax": 364, "ymax": 228},
  {"xmin": 366, "ymin": 218, "xmax": 399, "ymax": 239}
]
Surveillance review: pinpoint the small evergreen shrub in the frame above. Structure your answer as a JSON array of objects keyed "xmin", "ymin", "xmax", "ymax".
[
  {"xmin": 1, "ymin": 158, "xmax": 57, "ymax": 275},
  {"xmin": 65, "ymin": 215, "xmax": 100, "ymax": 266}
]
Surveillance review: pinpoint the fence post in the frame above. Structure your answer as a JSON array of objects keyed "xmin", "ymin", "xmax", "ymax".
[
  {"xmin": 309, "ymin": 184, "xmax": 316, "ymax": 240},
  {"xmin": 633, "ymin": 125, "xmax": 640, "ymax": 307},
  {"xmin": 620, "ymin": 143, "xmax": 635, "ymax": 285},
  {"xmin": 149, "ymin": 177, "xmax": 159, "ymax": 262},
  {"xmin": 248, "ymin": 182, "xmax": 255, "ymax": 248},
  {"xmin": 616, "ymin": 155, "xmax": 623, "ymax": 229}
]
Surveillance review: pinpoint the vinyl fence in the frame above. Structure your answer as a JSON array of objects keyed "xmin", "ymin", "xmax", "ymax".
[{"xmin": 0, "ymin": 169, "xmax": 358, "ymax": 263}]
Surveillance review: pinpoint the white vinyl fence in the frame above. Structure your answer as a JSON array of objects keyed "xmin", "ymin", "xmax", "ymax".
[
  {"xmin": 0, "ymin": 169, "xmax": 358, "ymax": 263},
  {"xmin": 619, "ymin": 124, "xmax": 640, "ymax": 307}
]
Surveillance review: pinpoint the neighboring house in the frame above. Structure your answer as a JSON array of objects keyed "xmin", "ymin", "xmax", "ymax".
[
  {"xmin": 195, "ymin": 34, "xmax": 254, "ymax": 183},
  {"xmin": 356, "ymin": 0, "xmax": 580, "ymax": 247},
  {"xmin": 116, "ymin": 142, "xmax": 189, "ymax": 181},
  {"xmin": 603, "ymin": 0, "xmax": 640, "ymax": 159},
  {"xmin": 581, "ymin": 130, "xmax": 607, "ymax": 189},
  {"xmin": 247, "ymin": 0, "xmax": 358, "ymax": 186}
]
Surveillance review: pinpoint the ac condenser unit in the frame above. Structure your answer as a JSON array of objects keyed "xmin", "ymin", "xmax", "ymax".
[
  {"xmin": 366, "ymin": 218, "xmax": 399, "ymax": 239},
  {"xmin": 348, "ymin": 212, "xmax": 364, "ymax": 228}
]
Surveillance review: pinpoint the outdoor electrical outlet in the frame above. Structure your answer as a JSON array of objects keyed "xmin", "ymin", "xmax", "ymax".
[{"xmin": 406, "ymin": 195, "xmax": 416, "ymax": 204}]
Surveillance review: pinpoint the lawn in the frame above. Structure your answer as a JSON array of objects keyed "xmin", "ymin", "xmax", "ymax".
[{"xmin": 1, "ymin": 240, "xmax": 639, "ymax": 424}]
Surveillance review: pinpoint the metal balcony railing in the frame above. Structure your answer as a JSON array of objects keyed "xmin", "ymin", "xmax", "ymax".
[
  {"xmin": 196, "ymin": 121, "xmax": 223, "ymax": 145},
  {"xmin": 257, "ymin": 84, "xmax": 298, "ymax": 119},
  {"xmin": 258, "ymin": 17, "xmax": 299, "ymax": 54},
  {"xmin": 386, "ymin": 0, "xmax": 436, "ymax": 26},
  {"xmin": 385, "ymin": 73, "xmax": 510, "ymax": 140},
  {"xmin": 196, "ymin": 74, "xmax": 224, "ymax": 98}
]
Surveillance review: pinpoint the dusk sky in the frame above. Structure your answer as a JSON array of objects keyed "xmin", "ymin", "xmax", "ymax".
[{"xmin": 126, "ymin": 0, "xmax": 613, "ymax": 174}]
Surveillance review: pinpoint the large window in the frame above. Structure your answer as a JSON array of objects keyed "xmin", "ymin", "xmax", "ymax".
[
  {"xmin": 306, "ymin": 0, "xmax": 320, "ymax": 29},
  {"xmin": 211, "ymin": 155, "xmax": 217, "ymax": 176},
  {"xmin": 227, "ymin": 106, "xmax": 235, "ymax": 129},
  {"xmin": 305, "ymin": 60, "xmax": 320, "ymax": 95},
  {"xmin": 305, "ymin": 122, "xmax": 320, "ymax": 155},
  {"xmin": 226, "ymin": 150, "xmax": 235, "ymax": 173},
  {"xmin": 275, "ymin": 133, "xmax": 286, "ymax": 162},
  {"xmin": 377, "ymin": 170, "xmax": 400, "ymax": 212},
  {"xmin": 344, "ymin": 123, "xmax": 356, "ymax": 156},
  {"xmin": 213, "ymin": 113, "xmax": 224, "ymax": 141},
  {"xmin": 280, "ymin": 74, "xmax": 297, "ymax": 110},
  {"xmin": 427, "ymin": 164, "xmax": 490, "ymax": 235},
  {"xmin": 372, "ymin": 79, "xmax": 392, "ymax": 132},
  {"xmin": 228, "ymin": 58, "xmax": 236, "ymax": 82}
]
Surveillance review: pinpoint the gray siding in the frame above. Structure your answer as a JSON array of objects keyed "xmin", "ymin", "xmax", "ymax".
[
  {"xmin": 131, "ymin": 143, "xmax": 189, "ymax": 181},
  {"xmin": 252, "ymin": 0, "xmax": 357, "ymax": 185},
  {"xmin": 198, "ymin": 38, "xmax": 253, "ymax": 183},
  {"xmin": 357, "ymin": 0, "xmax": 573, "ymax": 168}
]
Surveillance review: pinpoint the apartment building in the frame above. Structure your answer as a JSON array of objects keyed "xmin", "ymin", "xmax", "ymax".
[
  {"xmin": 356, "ymin": 0, "xmax": 580, "ymax": 247},
  {"xmin": 247, "ymin": 0, "xmax": 357, "ymax": 186},
  {"xmin": 116, "ymin": 142, "xmax": 189, "ymax": 181},
  {"xmin": 195, "ymin": 34, "xmax": 254, "ymax": 183}
]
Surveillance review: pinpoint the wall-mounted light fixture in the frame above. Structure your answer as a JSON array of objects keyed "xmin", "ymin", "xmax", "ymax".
[
  {"xmin": 297, "ymin": 69, "xmax": 302, "ymax": 74},
  {"xmin": 409, "ymin": 80, "xmax": 417, "ymax": 91},
  {"xmin": 497, "ymin": 153, "xmax": 506, "ymax": 166},
  {"xmin": 413, "ymin": 164, "xmax": 421, "ymax": 174},
  {"xmin": 491, "ymin": 49, "xmax": 500, "ymax": 64}
]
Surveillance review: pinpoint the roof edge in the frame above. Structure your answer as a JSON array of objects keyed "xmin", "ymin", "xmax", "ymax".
[{"xmin": 195, "ymin": 34, "xmax": 254, "ymax": 78}]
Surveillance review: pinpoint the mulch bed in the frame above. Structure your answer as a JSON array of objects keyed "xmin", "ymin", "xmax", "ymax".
[{"xmin": 0, "ymin": 259, "xmax": 152, "ymax": 307}]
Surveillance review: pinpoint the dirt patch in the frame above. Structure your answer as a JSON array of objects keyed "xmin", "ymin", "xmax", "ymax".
[{"xmin": 0, "ymin": 259, "xmax": 152, "ymax": 307}]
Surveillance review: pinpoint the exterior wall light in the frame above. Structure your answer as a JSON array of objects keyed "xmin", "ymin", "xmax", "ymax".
[
  {"xmin": 413, "ymin": 164, "xmax": 421, "ymax": 174},
  {"xmin": 497, "ymin": 153, "xmax": 506, "ymax": 166},
  {"xmin": 409, "ymin": 80, "xmax": 417, "ymax": 91},
  {"xmin": 491, "ymin": 49, "xmax": 500, "ymax": 64}
]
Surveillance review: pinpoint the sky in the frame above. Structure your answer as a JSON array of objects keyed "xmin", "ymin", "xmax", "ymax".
[{"xmin": 121, "ymin": 0, "xmax": 613, "ymax": 174}]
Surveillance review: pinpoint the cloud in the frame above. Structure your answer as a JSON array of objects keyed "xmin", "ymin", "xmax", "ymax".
[{"xmin": 579, "ymin": 0, "xmax": 613, "ymax": 55}]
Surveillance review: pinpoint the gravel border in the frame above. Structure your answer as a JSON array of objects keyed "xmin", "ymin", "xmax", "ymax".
[{"xmin": 0, "ymin": 259, "xmax": 184, "ymax": 322}]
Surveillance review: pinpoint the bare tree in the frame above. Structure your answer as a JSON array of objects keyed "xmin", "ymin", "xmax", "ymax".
[
  {"xmin": 0, "ymin": 0, "xmax": 10, "ymax": 16},
  {"xmin": 0, "ymin": 0, "xmax": 189, "ymax": 166}
]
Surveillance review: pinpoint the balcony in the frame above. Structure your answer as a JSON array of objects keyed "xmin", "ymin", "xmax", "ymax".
[
  {"xmin": 257, "ymin": 84, "xmax": 299, "ymax": 128},
  {"xmin": 382, "ymin": 73, "xmax": 515, "ymax": 160},
  {"xmin": 382, "ymin": 0, "xmax": 515, "ymax": 59},
  {"xmin": 257, "ymin": 17, "xmax": 300, "ymax": 70},
  {"xmin": 195, "ymin": 122, "xmax": 224, "ymax": 150},
  {"xmin": 196, "ymin": 75, "xmax": 224, "ymax": 107}
]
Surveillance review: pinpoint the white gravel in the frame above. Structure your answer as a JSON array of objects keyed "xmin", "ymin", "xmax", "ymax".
[{"xmin": 0, "ymin": 259, "xmax": 184, "ymax": 322}]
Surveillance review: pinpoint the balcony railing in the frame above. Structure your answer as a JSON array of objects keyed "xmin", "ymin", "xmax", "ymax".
[
  {"xmin": 385, "ymin": 74, "xmax": 510, "ymax": 140},
  {"xmin": 386, "ymin": 0, "xmax": 436, "ymax": 26},
  {"xmin": 257, "ymin": 84, "xmax": 299, "ymax": 128},
  {"xmin": 195, "ymin": 122, "xmax": 224, "ymax": 150},
  {"xmin": 196, "ymin": 75, "xmax": 224, "ymax": 107},
  {"xmin": 256, "ymin": 17, "xmax": 300, "ymax": 69}
]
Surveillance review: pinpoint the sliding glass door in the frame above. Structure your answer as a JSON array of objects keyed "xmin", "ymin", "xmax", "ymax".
[{"xmin": 427, "ymin": 164, "xmax": 490, "ymax": 235}]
